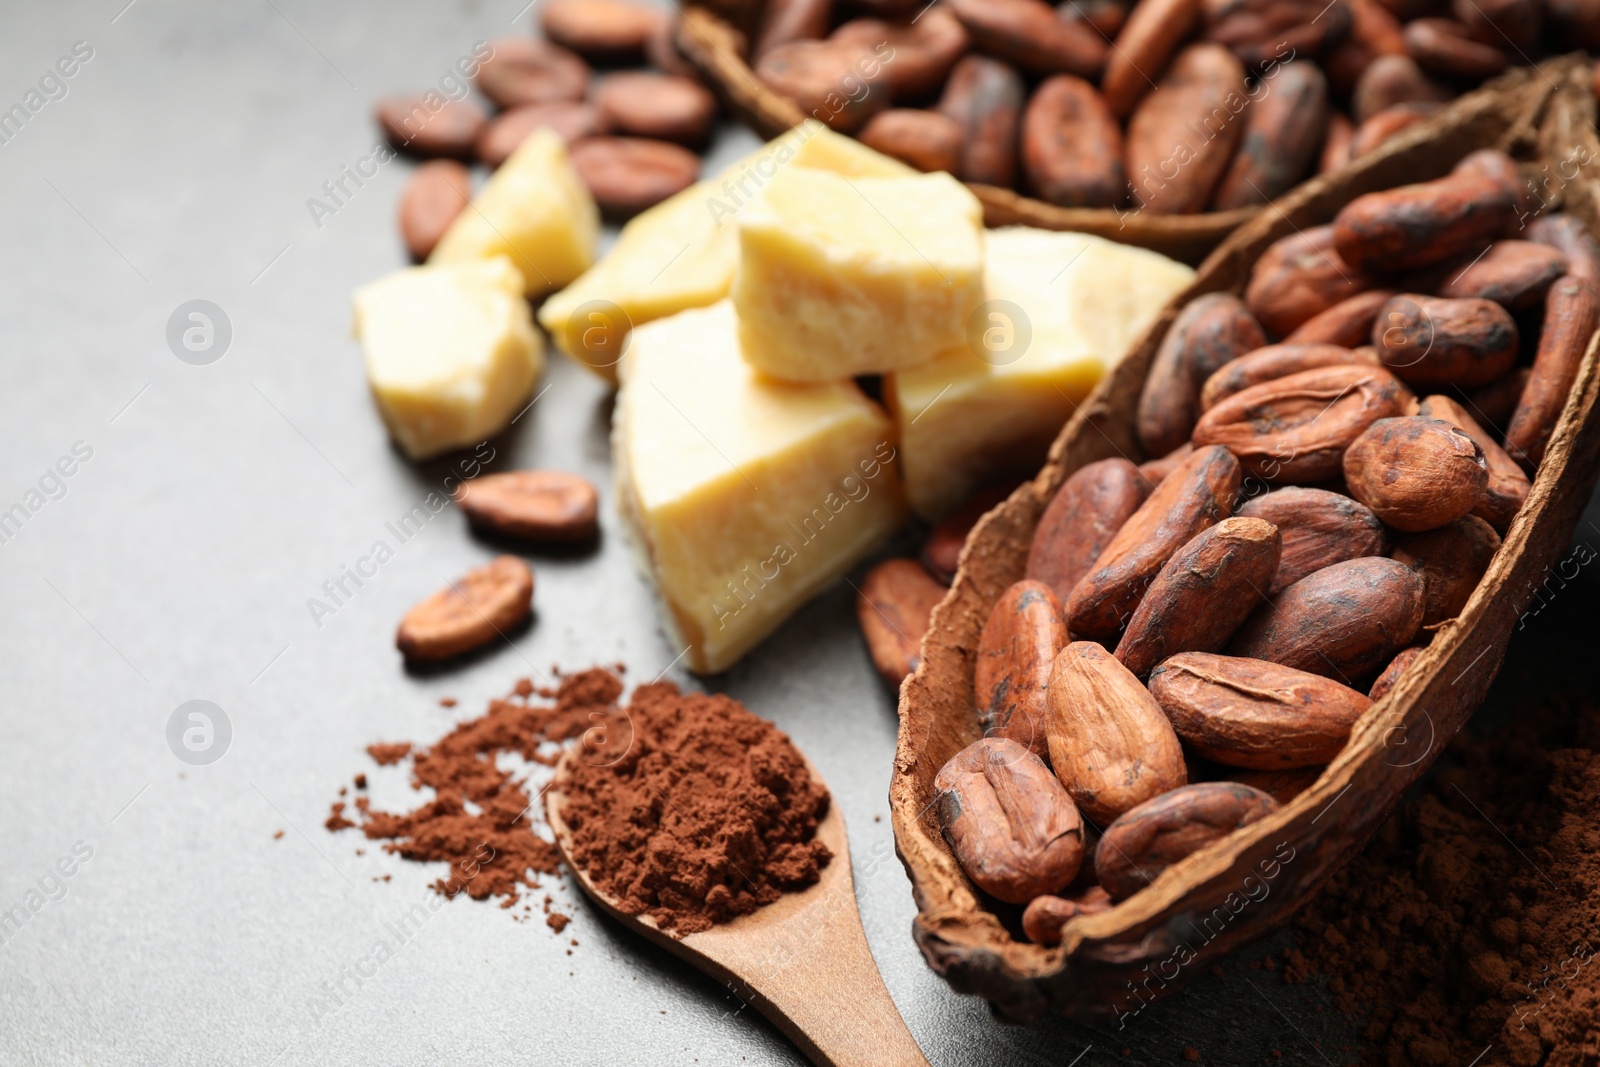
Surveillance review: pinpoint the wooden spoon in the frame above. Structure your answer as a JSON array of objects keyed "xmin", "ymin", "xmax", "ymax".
[{"xmin": 545, "ymin": 749, "xmax": 930, "ymax": 1067}]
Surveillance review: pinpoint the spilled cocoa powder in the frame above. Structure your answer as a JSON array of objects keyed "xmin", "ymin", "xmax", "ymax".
[
  {"xmin": 1283, "ymin": 693, "xmax": 1600, "ymax": 1066},
  {"xmin": 326, "ymin": 667, "xmax": 831, "ymax": 938}
]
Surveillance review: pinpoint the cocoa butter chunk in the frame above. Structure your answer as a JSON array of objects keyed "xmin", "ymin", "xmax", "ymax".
[
  {"xmin": 1229, "ymin": 556, "xmax": 1425, "ymax": 682},
  {"xmin": 1066, "ymin": 445, "xmax": 1240, "ymax": 641},
  {"xmin": 1094, "ymin": 782, "xmax": 1280, "ymax": 901},
  {"xmin": 1148, "ymin": 652, "xmax": 1372, "ymax": 769},
  {"xmin": 855, "ymin": 558, "xmax": 946, "ymax": 687},
  {"xmin": 935, "ymin": 737, "xmax": 1086, "ymax": 904},
  {"xmin": 1114, "ymin": 518, "xmax": 1282, "ymax": 679},
  {"xmin": 396, "ymin": 556, "xmax": 534, "ymax": 663},
  {"xmin": 454, "ymin": 471, "xmax": 599, "ymax": 544},
  {"xmin": 975, "ymin": 580, "xmax": 1069, "ymax": 758},
  {"xmin": 1343, "ymin": 416, "xmax": 1488, "ymax": 532}
]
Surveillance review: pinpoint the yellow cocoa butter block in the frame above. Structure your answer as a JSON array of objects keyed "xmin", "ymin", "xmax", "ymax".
[
  {"xmin": 353, "ymin": 256, "xmax": 544, "ymax": 461},
  {"xmin": 429, "ymin": 128, "xmax": 596, "ymax": 297},
  {"xmin": 539, "ymin": 121, "xmax": 912, "ymax": 384},
  {"xmin": 733, "ymin": 168, "xmax": 985, "ymax": 381},
  {"xmin": 614, "ymin": 301, "xmax": 907, "ymax": 674},
  {"xmin": 886, "ymin": 227, "xmax": 1195, "ymax": 518}
]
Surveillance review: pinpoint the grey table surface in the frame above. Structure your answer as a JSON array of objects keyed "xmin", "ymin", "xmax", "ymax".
[{"xmin": 5, "ymin": 3, "xmax": 1600, "ymax": 1065}]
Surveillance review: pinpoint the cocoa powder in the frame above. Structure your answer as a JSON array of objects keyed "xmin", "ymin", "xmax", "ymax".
[{"xmin": 328, "ymin": 667, "xmax": 831, "ymax": 938}]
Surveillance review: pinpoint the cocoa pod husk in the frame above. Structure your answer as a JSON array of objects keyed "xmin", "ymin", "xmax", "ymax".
[
  {"xmin": 1046, "ymin": 641, "xmax": 1188, "ymax": 824},
  {"xmin": 1148, "ymin": 651, "xmax": 1372, "ymax": 768},
  {"xmin": 936, "ymin": 737, "xmax": 1086, "ymax": 904}
]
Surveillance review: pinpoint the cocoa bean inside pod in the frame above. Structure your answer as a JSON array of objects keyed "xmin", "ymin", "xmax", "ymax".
[
  {"xmin": 1348, "ymin": 101, "xmax": 1442, "ymax": 160},
  {"xmin": 1125, "ymin": 43, "xmax": 1247, "ymax": 215},
  {"xmin": 1147, "ymin": 651, "xmax": 1373, "ymax": 768},
  {"xmin": 937, "ymin": 55, "xmax": 1026, "ymax": 187},
  {"xmin": 1046, "ymin": 641, "xmax": 1188, "ymax": 824},
  {"xmin": 1343, "ymin": 415, "xmax": 1488, "ymax": 532},
  {"xmin": 1402, "ymin": 240, "xmax": 1568, "ymax": 310},
  {"xmin": 1113, "ymin": 518, "xmax": 1282, "ymax": 678},
  {"xmin": 1226, "ymin": 764, "xmax": 1325, "ymax": 804},
  {"xmin": 935, "ymin": 737, "xmax": 1086, "ymax": 904},
  {"xmin": 856, "ymin": 558, "xmax": 947, "ymax": 687},
  {"xmin": 857, "ymin": 109, "xmax": 964, "ymax": 174},
  {"xmin": 1137, "ymin": 292, "xmax": 1268, "ymax": 458},
  {"xmin": 1245, "ymin": 224, "xmax": 1376, "ymax": 338},
  {"xmin": 1505, "ymin": 275, "xmax": 1600, "ymax": 473},
  {"xmin": 1201, "ymin": 0, "xmax": 1350, "ymax": 70},
  {"xmin": 1190, "ymin": 364, "xmax": 1411, "ymax": 484},
  {"xmin": 1093, "ymin": 781, "xmax": 1280, "ymax": 901},
  {"xmin": 1021, "ymin": 886, "xmax": 1114, "ymax": 945},
  {"xmin": 1525, "ymin": 215, "xmax": 1600, "ymax": 286},
  {"xmin": 1332, "ymin": 173, "xmax": 1517, "ymax": 274},
  {"xmin": 831, "ymin": 9, "xmax": 971, "ymax": 103},
  {"xmin": 1209, "ymin": 60, "xmax": 1330, "ymax": 210},
  {"xmin": 1368, "ymin": 644, "xmax": 1425, "ymax": 700},
  {"xmin": 1451, "ymin": 148, "xmax": 1535, "ymax": 220},
  {"xmin": 1198, "ymin": 343, "xmax": 1374, "ymax": 411},
  {"xmin": 975, "ymin": 580, "xmax": 1069, "ymax": 758},
  {"xmin": 1102, "ymin": 0, "xmax": 1203, "ymax": 118},
  {"xmin": 755, "ymin": 38, "xmax": 892, "ymax": 133},
  {"xmin": 1371, "ymin": 293, "xmax": 1519, "ymax": 389},
  {"xmin": 1236, "ymin": 486, "xmax": 1389, "ymax": 594},
  {"xmin": 1284, "ymin": 289, "xmax": 1399, "ymax": 347},
  {"xmin": 1451, "ymin": 0, "xmax": 1541, "ymax": 53},
  {"xmin": 1351, "ymin": 53, "xmax": 1450, "ymax": 124},
  {"xmin": 1065, "ymin": 445, "xmax": 1241, "ymax": 640},
  {"xmin": 1464, "ymin": 367, "xmax": 1530, "ymax": 437},
  {"xmin": 1402, "ymin": 17, "xmax": 1508, "ymax": 82},
  {"xmin": 1026, "ymin": 459, "xmax": 1151, "ymax": 605},
  {"xmin": 1021, "ymin": 75, "xmax": 1127, "ymax": 208},
  {"xmin": 1391, "ymin": 514, "xmax": 1502, "ymax": 626},
  {"xmin": 1229, "ymin": 555, "xmax": 1426, "ymax": 681},
  {"xmin": 1138, "ymin": 443, "xmax": 1196, "ymax": 488},
  {"xmin": 946, "ymin": 0, "xmax": 1108, "ymax": 79},
  {"xmin": 1415, "ymin": 394, "xmax": 1530, "ymax": 532}
]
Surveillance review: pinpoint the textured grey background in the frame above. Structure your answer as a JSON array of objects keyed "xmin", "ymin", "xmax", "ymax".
[{"xmin": 4, "ymin": 2, "xmax": 1597, "ymax": 1065}]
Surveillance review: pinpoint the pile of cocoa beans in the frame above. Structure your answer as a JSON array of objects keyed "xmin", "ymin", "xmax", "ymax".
[
  {"xmin": 747, "ymin": 0, "xmax": 1591, "ymax": 213},
  {"xmin": 378, "ymin": 0, "xmax": 720, "ymax": 258},
  {"xmin": 930, "ymin": 150, "xmax": 1600, "ymax": 944}
]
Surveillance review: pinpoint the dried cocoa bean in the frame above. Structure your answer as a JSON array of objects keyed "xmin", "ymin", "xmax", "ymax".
[
  {"xmin": 1198, "ymin": 343, "xmax": 1376, "ymax": 410},
  {"xmin": 1229, "ymin": 555, "xmax": 1426, "ymax": 680},
  {"xmin": 1505, "ymin": 275, "xmax": 1600, "ymax": 471},
  {"xmin": 857, "ymin": 559, "xmax": 947, "ymax": 686},
  {"xmin": 1343, "ymin": 415, "xmax": 1487, "ymax": 531},
  {"xmin": 1333, "ymin": 174, "xmax": 1517, "ymax": 273},
  {"xmin": 1465, "ymin": 367, "xmax": 1530, "ymax": 435},
  {"xmin": 858, "ymin": 109, "xmax": 963, "ymax": 173},
  {"xmin": 395, "ymin": 556, "xmax": 534, "ymax": 663},
  {"xmin": 938, "ymin": 56, "xmax": 1025, "ymax": 187},
  {"xmin": 1046, "ymin": 641, "xmax": 1188, "ymax": 823},
  {"xmin": 946, "ymin": 0, "xmax": 1107, "ymax": 78},
  {"xmin": 1372, "ymin": 294, "xmax": 1519, "ymax": 389},
  {"xmin": 833, "ymin": 9, "xmax": 970, "ymax": 102},
  {"xmin": 1139, "ymin": 443, "xmax": 1196, "ymax": 487},
  {"xmin": 1202, "ymin": 0, "xmax": 1350, "ymax": 70},
  {"xmin": 1027, "ymin": 459, "xmax": 1151, "ymax": 604},
  {"xmin": 475, "ymin": 103, "xmax": 606, "ymax": 166},
  {"xmin": 1404, "ymin": 240, "xmax": 1568, "ymax": 309},
  {"xmin": 1403, "ymin": 17, "xmax": 1508, "ymax": 80},
  {"xmin": 398, "ymin": 160, "xmax": 471, "ymax": 261},
  {"xmin": 1126, "ymin": 44, "xmax": 1248, "ymax": 214},
  {"xmin": 1368, "ymin": 644, "xmax": 1424, "ymax": 700},
  {"xmin": 1324, "ymin": 0, "xmax": 1407, "ymax": 97},
  {"xmin": 754, "ymin": 0, "xmax": 833, "ymax": 62},
  {"xmin": 376, "ymin": 96, "xmax": 488, "ymax": 159},
  {"xmin": 1228, "ymin": 765, "xmax": 1324, "ymax": 803},
  {"xmin": 1526, "ymin": 215, "xmax": 1600, "ymax": 285},
  {"xmin": 1191, "ymin": 364, "xmax": 1411, "ymax": 483},
  {"xmin": 755, "ymin": 38, "xmax": 891, "ymax": 133},
  {"xmin": 1094, "ymin": 781, "xmax": 1279, "ymax": 900},
  {"xmin": 540, "ymin": 0, "xmax": 664, "ymax": 64},
  {"xmin": 1284, "ymin": 289, "xmax": 1398, "ymax": 347},
  {"xmin": 1415, "ymin": 394, "xmax": 1530, "ymax": 531},
  {"xmin": 1351, "ymin": 53, "xmax": 1450, "ymax": 123},
  {"xmin": 1210, "ymin": 61, "xmax": 1329, "ymax": 209},
  {"xmin": 1236, "ymin": 486, "xmax": 1389, "ymax": 593},
  {"xmin": 1392, "ymin": 514, "xmax": 1501, "ymax": 626},
  {"xmin": 923, "ymin": 487, "xmax": 1010, "ymax": 584},
  {"xmin": 569, "ymin": 137, "xmax": 701, "ymax": 217},
  {"xmin": 1320, "ymin": 112, "xmax": 1355, "ymax": 174},
  {"xmin": 1547, "ymin": 0, "xmax": 1600, "ymax": 50},
  {"xmin": 1066, "ymin": 446, "xmax": 1241, "ymax": 640},
  {"xmin": 1022, "ymin": 76, "xmax": 1126, "ymax": 208},
  {"xmin": 1138, "ymin": 293, "xmax": 1268, "ymax": 457},
  {"xmin": 455, "ymin": 470, "xmax": 599, "ymax": 543},
  {"xmin": 1452, "ymin": 148, "xmax": 1534, "ymax": 219},
  {"xmin": 975, "ymin": 580, "xmax": 1069, "ymax": 757},
  {"xmin": 474, "ymin": 38, "xmax": 591, "ymax": 109},
  {"xmin": 935, "ymin": 737, "xmax": 1086, "ymax": 904},
  {"xmin": 1062, "ymin": 0, "xmax": 1131, "ymax": 37},
  {"xmin": 1348, "ymin": 101, "xmax": 1440, "ymax": 159},
  {"xmin": 1451, "ymin": 0, "xmax": 1541, "ymax": 52},
  {"xmin": 595, "ymin": 72, "xmax": 718, "ymax": 148},
  {"xmin": 1148, "ymin": 652, "xmax": 1372, "ymax": 768},
  {"xmin": 1103, "ymin": 0, "xmax": 1204, "ymax": 117},
  {"xmin": 1021, "ymin": 886, "xmax": 1114, "ymax": 945},
  {"xmin": 1246, "ymin": 225, "xmax": 1376, "ymax": 338},
  {"xmin": 1114, "ymin": 518, "xmax": 1282, "ymax": 678}
]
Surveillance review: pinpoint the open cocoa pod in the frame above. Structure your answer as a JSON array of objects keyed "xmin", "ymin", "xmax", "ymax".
[
  {"xmin": 890, "ymin": 58, "xmax": 1600, "ymax": 1022},
  {"xmin": 673, "ymin": 5, "xmax": 1260, "ymax": 265}
]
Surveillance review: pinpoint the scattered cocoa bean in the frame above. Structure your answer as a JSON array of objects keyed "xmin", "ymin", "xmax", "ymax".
[
  {"xmin": 938, "ymin": 56, "xmax": 1025, "ymax": 187},
  {"xmin": 1126, "ymin": 44, "xmax": 1248, "ymax": 214},
  {"xmin": 1246, "ymin": 224, "xmax": 1376, "ymax": 338},
  {"xmin": 398, "ymin": 160, "xmax": 470, "ymax": 261},
  {"xmin": 395, "ymin": 556, "xmax": 534, "ymax": 663},
  {"xmin": 454, "ymin": 471, "xmax": 599, "ymax": 544},
  {"xmin": 1094, "ymin": 781, "xmax": 1279, "ymax": 900},
  {"xmin": 540, "ymin": 0, "xmax": 665, "ymax": 65},
  {"xmin": 476, "ymin": 103, "xmax": 606, "ymax": 166},
  {"xmin": 1138, "ymin": 293, "xmax": 1268, "ymax": 458},
  {"xmin": 375, "ymin": 96, "xmax": 488, "ymax": 159},
  {"xmin": 1237, "ymin": 486, "xmax": 1390, "ymax": 593},
  {"xmin": 1046, "ymin": 641, "xmax": 1189, "ymax": 823},
  {"xmin": 474, "ymin": 38, "xmax": 591, "ymax": 109},
  {"xmin": 1505, "ymin": 275, "xmax": 1600, "ymax": 471},
  {"xmin": 568, "ymin": 137, "xmax": 700, "ymax": 217},
  {"xmin": 923, "ymin": 487, "xmax": 1011, "ymax": 584},
  {"xmin": 595, "ymin": 72, "xmax": 718, "ymax": 148},
  {"xmin": 936, "ymin": 737, "xmax": 1086, "ymax": 904},
  {"xmin": 1229, "ymin": 555, "xmax": 1426, "ymax": 681},
  {"xmin": 976, "ymin": 580, "xmax": 1070, "ymax": 758},
  {"xmin": 1022, "ymin": 76, "xmax": 1126, "ymax": 208},
  {"xmin": 1148, "ymin": 652, "xmax": 1372, "ymax": 768},
  {"xmin": 856, "ymin": 558, "xmax": 947, "ymax": 686},
  {"xmin": 946, "ymin": 0, "xmax": 1107, "ymax": 79},
  {"xmin": 1372, "ymin": 293, "xmax": 1520, "ymax": 389},
  {"xmin": 1027, "ymin": 459, "xmax": 1151, "ymax": 604},
  {"xmin": 1066, "ymin": 446, "xmax": 1241, "ymax": 640}
]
